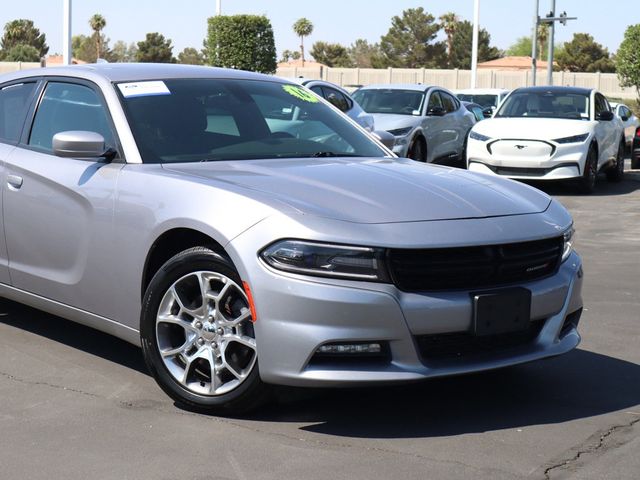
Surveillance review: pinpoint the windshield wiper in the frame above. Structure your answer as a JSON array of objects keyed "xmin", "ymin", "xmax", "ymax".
[{"xmin": 309, "ymin": 152, "xmax": 362, "ymax": 157}]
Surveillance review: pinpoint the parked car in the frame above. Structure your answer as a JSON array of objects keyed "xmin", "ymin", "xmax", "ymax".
[
  {"xmin": 632, "ymin": 126, "xmax": 640, "ymax": 169},
  {"xmin": 610, "ymin": 102, "xmax": 639, "ymax": 151},
  {"xmin": 287, "ymin": 78, "xmax": 374, "ymax": 132},
  {"xmin": 463, "ymin": 101, "xmax": 489, "ymax": 122},
  {"xmin": 352, "ymin": 84, "xmax": 475, "ymax": 164},
  {"xmin": 454, "ymin": 88, "xmax": 510, "ymax": 115},
  {"xmin": 467, "ymin": 86, "xmax": 626, "ymax": 194},
  {"xmin": 0, "ymin": 64, "xmax": 583, "ymax": 413}
]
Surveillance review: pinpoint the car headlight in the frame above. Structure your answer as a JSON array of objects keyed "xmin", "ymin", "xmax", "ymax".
[
  {"xmin": 387, "ymin": 127, "xmax": 413, "ymax": 137},
  {"xmin": 562, "ymin": 226, "xmax": 574, "ymax": 262},
  {"xmin": 260, "ymin": 240, "xmax": 390, "ymax": 282},
  {"xmin": 469, "ymin": 130, "xmax": 492, "ymax": 142},
  {"xmin": 553, "ymin": 133, "xmax": 589, "ymax": 144}
]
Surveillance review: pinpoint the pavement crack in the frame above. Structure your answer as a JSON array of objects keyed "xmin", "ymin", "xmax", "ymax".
[
  {"xmin": 0, "ymin": 370, "xmax": 100, "ymax": 399},
  {"xmin": 543, "ymin": 414, "xmax": 640, "ymax": 479}
]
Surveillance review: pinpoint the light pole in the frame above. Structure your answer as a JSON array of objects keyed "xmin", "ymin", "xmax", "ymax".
[
  {"xmin": 470, "ymin": 0, "xmax": 480, "ymax": 88},
  {"xmin": 531, "ymin": 0, "xmax": 539, "ymax": 85},
  {"xmin": 546, "ymin": 0, "xmax": 556, "ymax": 85},
  {"xmin": 532, "ymin": 1, "xmax": 576, "ymax": 86},
  {"xmin": 216, "ymin": 0, "xmax": 221, "ymax": 15},
  {"xmin": 62, "ymin": 0, "xmax": 72, "ymax": 65}
]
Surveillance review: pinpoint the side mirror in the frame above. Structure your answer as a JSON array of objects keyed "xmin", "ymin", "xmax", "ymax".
[
  {"xmin": 371, "ymin": 130, "xmax": 395, "ymax": 150},
  {"xmin": 596, "ymin": 110, "xmax": 614, "ymax": 121},
  {"xmin": 621, "ymin": 115, "xmax": 629, "ymax": 122},
  {"xmin": 427, "ymin": 106, "xmax": 446, "ymax": 116},
  {"xmin": 53, "ymin": 131, "xmax": 106, "ymax": 158},
  {"xmin": 482, "ymin": 107, "xmax": 493, "ymax": 118}
]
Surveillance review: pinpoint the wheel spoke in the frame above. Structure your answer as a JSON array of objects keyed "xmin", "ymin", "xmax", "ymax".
[
  {"xmin": 157, "ymin": 313, "xmax": 199, "ymax": 335},
  {"xmin": 217, "ymin": 308, "xmax": 252, "ymax": 327}
]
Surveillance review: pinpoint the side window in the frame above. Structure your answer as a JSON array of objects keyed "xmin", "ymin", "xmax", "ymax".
[
  {"xmin": 441, "ymin": 92, "xmax": 456, "ymax": 113},
  {"xmin": 29, "ymin": 82, "xmax": 115, "ymax": 152},
  {"xmin": 322, "ymin": 87, "xmax": 351, "ymax": 112},
  {"xmin": 309, "ymin": 85, "xmax": 323, "ymax": 96},
  {"xmin": 427, "ymin": 92, "xmax": 443, "ymax": 110},
  {"xmin": 0, "ymin": 82, "xmax": 37, "ymax": 144}
]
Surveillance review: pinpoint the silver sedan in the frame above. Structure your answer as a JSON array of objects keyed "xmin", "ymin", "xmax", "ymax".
[
  {"xmin": 353, "ymin": 84, "xmax": 475, "ymax": 164},
  {"xmin": 0, "ymin": 64, "xmax": 583, "ymax": 413}
]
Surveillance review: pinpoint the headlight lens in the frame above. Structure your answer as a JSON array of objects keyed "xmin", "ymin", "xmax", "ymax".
[
  {"xmin": 260, "ymin": 240, "xmax": 390, "ymax": 282},
  {"xmin": 387, "ymin": 127, "xmax": 413, "ymax": 137},
  {"xmin": 469, "ymin": 130, "xmax": 492, "ymax": 142},
  {"xmin": 562, "ymin": 226, "xmax": 574, "ymax": 262},
  {"xmin": 553, "ymin": 133, "xmax": 589, "ymax": 144}
]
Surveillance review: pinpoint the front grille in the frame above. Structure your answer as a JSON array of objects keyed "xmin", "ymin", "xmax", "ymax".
[
  {"xmin": 483, "ymin": 162, "xmax": 579, "ymax": 177},
  {"xmin": 416, "ymin": 319, "xmax": 545, "ymax": 360},
  {"xmin": 387, "ymin": 236, "xmax": 563, "ymax": 292}
]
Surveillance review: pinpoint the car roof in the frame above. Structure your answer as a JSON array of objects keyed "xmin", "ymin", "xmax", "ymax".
[
  {"xmin": 455, "ymin": 88, "xmax": 510, "ymax": 94},
  {"xmin": 511, "ymin": 85, "xmax": 594, "ymax": 96},
  {"xmin": 358, "ymin": 83, "xmax": 434, "ymax": 92},
  {"xmin": 0, "ymin": 63, "xmax": 285, "ymax": 85}
]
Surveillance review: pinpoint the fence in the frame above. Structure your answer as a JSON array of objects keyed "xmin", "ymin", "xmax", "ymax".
[
  {"xmin": 276, "ymin": 66, "xmax": 637, "ymax": 100},
  {"xmin": 2, "ymin": 61, "xmax": 635, "ymax": 100}
]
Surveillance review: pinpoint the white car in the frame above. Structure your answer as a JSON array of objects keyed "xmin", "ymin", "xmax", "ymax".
[
  {"xmin": 467, "ymin": 86, "xmax": 626, "ymax": 193},
  {"xmin": 454, "ymin": 88, "xmax": 510, "ymax": 115},
  {"xmin": 610, "ymin": 102, "xmax": 639, "ymax": 150}
]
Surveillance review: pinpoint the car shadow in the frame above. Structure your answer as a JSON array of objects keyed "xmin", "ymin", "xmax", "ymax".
[
  {"xmin": 3, "ymin": 299, "xmax": 639, "ymax": 439},
  {"xmin": 0, "ymin": 299, "xmax": 148, "ymax": 375},
  {"xmin": 249, "ymin": 349, "xmax": 640, "ymax": 438}
]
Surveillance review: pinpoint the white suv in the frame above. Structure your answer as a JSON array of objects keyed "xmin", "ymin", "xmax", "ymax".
[{"xmin": 467, "ymin": 86, "xmax": 625, "ymax": 193}]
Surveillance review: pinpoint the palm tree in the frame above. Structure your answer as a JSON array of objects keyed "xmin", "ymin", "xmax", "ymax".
[
  {"xmin": 292, "ymin": 18, "xmax": 313, "ymax": 67},
  {"xmin": 89, "ymin": 14, "xmax": 106, "ymax": 60},
  {"xmin": 537, "ymin": 23, "xmax": 549, "ymax": 61},
  {"xmin": 439, "ymin": 12, "xmax": 459, "ymax": 58}
]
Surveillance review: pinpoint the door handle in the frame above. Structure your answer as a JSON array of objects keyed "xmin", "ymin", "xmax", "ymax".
[{"xmin": 7, "ymin": 174, "xmax": 23, "ymax": 189}]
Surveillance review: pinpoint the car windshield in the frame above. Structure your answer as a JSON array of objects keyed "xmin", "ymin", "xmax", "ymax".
[
  {"xmin": 457, "ymin": 94, "xmax": 498, "ymax": 108},
  {"xmin": 352, "ymin": 89, "xmax": 425, "ymax": 115},
  {"xmin": 496, "ymin": 91, "xmax": 590, "ymax": 120},
  {"xmin": 116, "ymin": 78, "xmax": 387, "ymax": 163}
]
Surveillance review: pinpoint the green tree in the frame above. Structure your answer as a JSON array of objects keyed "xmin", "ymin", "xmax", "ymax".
[
  {"xmin": 292, "ymin": 18, "xmax": 313, "ymax": 66},
  {"xmin": 507, "ymin": 24, "xmax": 550, "ymax": 61},
  {"xmin": 616, "ymin": 24, "xmax": 640, "ymax": 103},
  {"xmin": 556, "ymin": 33, "xmax": 615, "ymax": 72},
  {"xmin": 448, "ymin": 20, "xmax": 501, "ymax": 69},
  {"xmin": 3, "ymin": 44, "xmax": 40, "ymax": 62},
  {"xmin": 89, "ymin": 14, "xmax": 106, "ymax": 59},
  {"xmin": 0, "ymin": 19, "xmax": 48, "ymax": 58},
  {"xmin": 177, "ymin": 47, "xmax": 204, "ymax": 65},
  {"xmin": 379, "ymin": 7, "xmax": 447, "ymax": 68},
  {"xmin": 439, "ymin": 12, "xmax": 459, "ymax": 59},
  {"xmin": 72, "ymin": 34, "xmax": 94, "ymax": 62},
  {"xmin": 206, "ymin": 15, "xmax": 276, "ymax": 73},
  {"xmin": 347, "ymin": 39, "xmax": 384, "ymax": 68},
  {"xmin": 111, "ymin": 40, "xmax": 137, "ymax": 62},
  {"xmin": 136, "ymin": 32, "xmax": 175, "ymax": 63},
  {"xmin": 310, "ymin": 41, "xmax": 352, "ymax": 67}
]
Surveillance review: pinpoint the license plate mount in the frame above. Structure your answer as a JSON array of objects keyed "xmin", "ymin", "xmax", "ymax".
[{"xmin": 472, "ymin": 288, "xmax": 532, "ymax": 336}]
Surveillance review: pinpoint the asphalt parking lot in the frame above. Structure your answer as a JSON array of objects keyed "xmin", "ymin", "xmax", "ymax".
[{"xmin": 1, "ymin": 161, "xmax": 639, "ymax": 480}]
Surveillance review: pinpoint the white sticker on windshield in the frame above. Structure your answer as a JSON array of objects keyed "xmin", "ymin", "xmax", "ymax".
[{"xmin": 118, "ymin": 81, "xmax": 170, "ymax": 98}]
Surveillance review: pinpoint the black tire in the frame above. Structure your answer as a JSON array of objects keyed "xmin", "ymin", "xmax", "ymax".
[
  {"xmin": 606, "ymin": 140, "xmax": 625, "ymax": 183},
  {"xmin": 141, "ymin": 247, "xmax": 269, "ymax": 414},
  {"xmin": 459, "ymin": 134, "xmax": 468, "ymax": 169},
  {"xmin": 577, "ymin": 146, "xmax": 598, "ymax": 194},
  {"xmin": 633, "ymin": 154, "xmax": 640, "ymax": 170},
  {"xmin": 408, "ymin": 136, "xmax": 427, "ymax": 162}
]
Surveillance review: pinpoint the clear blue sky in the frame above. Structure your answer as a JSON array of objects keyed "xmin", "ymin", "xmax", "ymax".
[{"xmin": 2, "ymin": 1, "xmax": 637, "ymax": 58}]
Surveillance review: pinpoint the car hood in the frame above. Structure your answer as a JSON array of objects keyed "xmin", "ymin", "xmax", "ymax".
[
  {"xmin": 164, "ymin": 158, "xmax": 551, "ymax": 224},
  {"xmin": 474, "ymin": 117, "xmax": 593, "ymax": 140},
  {"xmin": 371, "ymin": 114, "xmax": 422, "ymax": 133}
]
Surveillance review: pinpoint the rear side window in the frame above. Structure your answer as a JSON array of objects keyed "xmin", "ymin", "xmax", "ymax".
[
  {"xmin": 29, "ymin": 82, "xmax": 115, "ymax": 152},
  {"xmin": 441, "ymin": 92, "xmax": 457, "ymax": 113},
  {"xmin": 0, "ymin": 82, "xmax": 37, "ymax": 144}
]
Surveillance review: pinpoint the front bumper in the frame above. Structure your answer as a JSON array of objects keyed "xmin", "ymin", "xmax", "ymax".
[
  {"xmin": 467, "ymin": 137, "xmax": 588, "ymax": 180},
  {"xmin": 228, "ymin": 215, "xmax": 583, "ymax": 387}
]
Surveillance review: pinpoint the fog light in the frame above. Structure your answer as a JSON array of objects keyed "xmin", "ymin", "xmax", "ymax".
[{"xmin": 317, "ymin": 343, "xmax": 382, "ymax": 355}]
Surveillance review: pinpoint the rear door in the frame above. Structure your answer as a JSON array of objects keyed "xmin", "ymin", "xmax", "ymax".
[
  {"xmin": 593, "ymin": 92, "xmax": 617, "ymax": 166},
  {"xmin": 3, "ymin": 79, "xmax": 124, "ymax": 317},
  {"xmin": 0, "ymin": 80, "xmax": 39, "ymax": 285}
]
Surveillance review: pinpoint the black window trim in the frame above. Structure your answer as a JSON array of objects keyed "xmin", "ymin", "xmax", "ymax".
[{"xmin": 19, "ymin": 75, "xmax": 125, "ymax": 162}]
